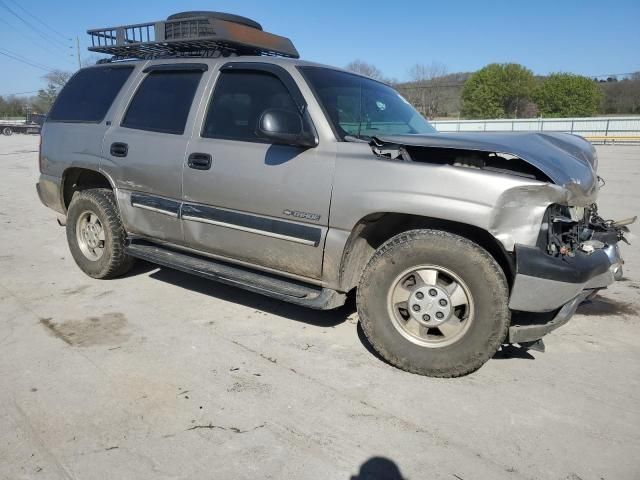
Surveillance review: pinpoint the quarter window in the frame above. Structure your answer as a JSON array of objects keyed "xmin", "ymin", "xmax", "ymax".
[
  {"xmin": 122, "ymin": 70, "xmax": 203, "ymax": 135},
  {"xmin": 47, "ymin": 66, "xmax": 133, "ymax": 123},
  {"xmin": 202, "ymin": 70, "xmax": 298, "ymax": 142}
]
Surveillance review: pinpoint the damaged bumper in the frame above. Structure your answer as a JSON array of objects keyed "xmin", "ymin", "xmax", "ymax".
[
  {"xmin": 509, "ymin": 243, "xmax": 621, "ymax": 313},
  {"xmin": 507, "ymin": 241, "xmax": 623, "ymax": 344}
]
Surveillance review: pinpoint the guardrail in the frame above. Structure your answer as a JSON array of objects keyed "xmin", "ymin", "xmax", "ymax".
[{"xmin": 431, "ymin": 116, "xmax": 640, "ymax": 144}]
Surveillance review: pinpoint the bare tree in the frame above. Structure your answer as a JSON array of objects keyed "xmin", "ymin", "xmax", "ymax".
[
  {"xmin": 44, "ymin": 70, "xmax": 72, "ymax": 91},
  {"xmin": 405, "ymin": 62, "xmax": 449, "ymax": 118},
  {"xmin": 345, "ymin": 60, "xmax": 386, "ymax": 81},
  {"xmin": 32, "ymin": 69, "xmax": 72, "ymax": 113}
]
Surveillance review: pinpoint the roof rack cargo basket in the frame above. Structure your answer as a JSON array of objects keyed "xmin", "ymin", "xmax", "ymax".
[{"xmin": 87, "ymin": 11, "xmax": 299, "ymax": 60}]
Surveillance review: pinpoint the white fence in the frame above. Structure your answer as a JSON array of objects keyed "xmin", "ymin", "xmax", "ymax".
[{"xmin": 431, "ymin": 116, "xmax": 640, "ymax": 144}]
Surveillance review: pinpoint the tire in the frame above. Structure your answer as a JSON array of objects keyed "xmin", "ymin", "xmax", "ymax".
[
  {"xmin": 167, "ymin": 11, "xmax": 263, "ymax": 30},
  {"xmin": 357, "ymin": 229, "xmax": 510, "ymax": 377},
  {"xmin": 2, "ymin": 127, "xmax": 12, "ymax": 136},
  {"xmin": 66, "ymin": 188, "xmax": 134, "ymax": 279}
]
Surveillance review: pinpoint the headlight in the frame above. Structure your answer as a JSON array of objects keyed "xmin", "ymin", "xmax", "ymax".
[{"xmin": 569, "ymin": 206, "xmax": 585, "ymax": 222}]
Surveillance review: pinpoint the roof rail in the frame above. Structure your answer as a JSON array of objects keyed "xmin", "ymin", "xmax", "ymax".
[{"xmin": 87, "ymin": 12, "xmax": 299, "ymax": 60}]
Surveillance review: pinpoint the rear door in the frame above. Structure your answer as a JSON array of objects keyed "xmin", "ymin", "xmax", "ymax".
[
  {"xmin": 182, "ymin": 63, "xmax": 335, "ymax": 279},
  {"xmin": 101, "ymin": 63, "xmax": 209, "ymax": 244}
]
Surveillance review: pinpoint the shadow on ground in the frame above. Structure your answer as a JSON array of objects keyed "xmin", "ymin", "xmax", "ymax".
[
  {"xmin": 144, "ymin": 264, "xmax": 542, "ymax": 370},
  {"xmin": 148, "ymin": 265, "xmax": 357, "ymax": 328},
  {"xmin": 351, "ymin": 456, "xmax": 406, "ymax": 480},
  {"xmin": 577, "ymin": 294, "xmax": 637, "ymax": 317}
]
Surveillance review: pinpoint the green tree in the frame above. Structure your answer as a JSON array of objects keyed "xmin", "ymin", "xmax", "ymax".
[
  {"xmin": 461, "ymin": 63, "xmax": 536, "ymax": 118},
  {"xmin": 33, "ymin": 69, "xmax": 72, "ymax": 113},
  {"xmin": 534, "ymin": 73, "xmax": 602, "ymax": 117}
]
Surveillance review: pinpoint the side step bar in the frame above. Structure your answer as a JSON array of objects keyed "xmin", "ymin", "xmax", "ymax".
[{"xmin": 125, "ymin": 240, "xmax": 346, "ymax": 310}]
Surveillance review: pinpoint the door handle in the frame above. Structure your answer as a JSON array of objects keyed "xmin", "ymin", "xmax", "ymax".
[
  {"xmin": 187, "ymin": 152, "xmax": 212, "ymax": 170},
  {"xmin": 110, "ymin": 142, "xmax": 128, "ymax": 157}
]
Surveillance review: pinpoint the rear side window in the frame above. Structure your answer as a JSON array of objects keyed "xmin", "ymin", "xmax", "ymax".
[
  {"xmin": 202, "ymin": 70, "xmax": 298, "ymax": 142},
  {"xmin": 48, "ymin": 66, "xmax": 133, "ymax": 123},
  {"xmin": 122, "ymin": 70, "xmax": 203, "ymax": 135}
]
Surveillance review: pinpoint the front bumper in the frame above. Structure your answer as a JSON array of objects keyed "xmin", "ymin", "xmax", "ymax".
[
  {"xmin": 508, "ymin": 243, "xmax": 621, "ymax": 313},
  {"xmin": 507, "ymin": 242, "xmax": 623, "ymax": 344}
]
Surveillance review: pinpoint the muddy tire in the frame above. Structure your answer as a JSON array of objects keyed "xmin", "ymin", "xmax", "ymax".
[
  {"xmin": 357, "ymin": 229, "xmax": 510, "ymax": 377},
  {"xmin": 66, "ymin": 188, "xmax": 134, "ymax": 279}
]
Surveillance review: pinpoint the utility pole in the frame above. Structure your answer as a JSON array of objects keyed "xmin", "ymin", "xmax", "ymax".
[{"xmin": 76, "ymin": 36, "xmax": 81, "ymax": 69}]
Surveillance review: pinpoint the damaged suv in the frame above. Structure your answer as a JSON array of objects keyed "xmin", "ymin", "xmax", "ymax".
[{"xmin": 37, "ymin": 12, "xmax": 632, "ymax": 376}]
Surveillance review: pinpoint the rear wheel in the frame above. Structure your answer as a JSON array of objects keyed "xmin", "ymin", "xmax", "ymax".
[
  {"xmin": 66, "ymin": 189, "xmax": 134, "ymax": 279},
  {"xmin": 2, "ymin": 127, "xmax": 12, "ymax": 136},
  {"xmin": 357, "ymin": 229, "xmax": 510, "ymax": 377}
]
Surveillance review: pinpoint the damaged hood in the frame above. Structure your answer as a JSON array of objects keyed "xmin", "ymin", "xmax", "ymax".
[{"xmin": 374, "ymin": 132, "xmax": 599, "ymax": 201}]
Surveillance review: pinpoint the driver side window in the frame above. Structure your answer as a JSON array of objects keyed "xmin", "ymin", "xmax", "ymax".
[{"xmin": 202, "ymin": 70, "xmax": 298, "ymax": 142}]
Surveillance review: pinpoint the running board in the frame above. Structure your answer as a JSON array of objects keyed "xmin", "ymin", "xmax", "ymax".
[{"xmin": 125, "ymin": 240, "xmax": 346, "ymax": 310}]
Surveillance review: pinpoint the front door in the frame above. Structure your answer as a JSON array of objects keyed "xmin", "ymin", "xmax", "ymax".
[
  {"xmin": 182, "ymin": 63, "xmax": 334, "ymax": 279},
  {"xmin": 102, "ymin": 63, "xmax": 208, "ymax": 244}
]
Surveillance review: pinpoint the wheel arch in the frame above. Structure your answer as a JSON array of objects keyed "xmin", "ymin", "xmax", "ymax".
[
  {"xmin": 337, "ymin": 212, "xmax": 515, "ymax": 293},
  {"xmin": 61, "ymin": 167, "xmax": 115, "ymax": 212}
]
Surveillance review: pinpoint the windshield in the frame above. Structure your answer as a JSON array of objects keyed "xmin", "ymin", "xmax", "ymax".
[{"xmin": 300, "ymin": 66, "xmax": 436, "ymax": 141}]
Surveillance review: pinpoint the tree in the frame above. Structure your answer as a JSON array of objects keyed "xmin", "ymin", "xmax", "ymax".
[
  {"xmin": 599, "ymin": 73, "xmax": 640, "ymax": 114},
  {"xmin": 0, "ymin": 95, "xmax": 29, "ymax": 117},
  {"xmin": 404, "ymin": 62, "xmax": 449, "ymax": 118},
  {"xmin": 534, "ymin": 73, "xmax": 602, "ymax": 117},
  {"xmin": 33, "ymin": 69, "xmax": 72, "ymax": 113},
  {"xmin": 461, "ymin": 63, "xmax": 536, "ymax": 118},
  {"xmin": 345, "ymin": 60, "xmax": 386, "ymax": 81}
]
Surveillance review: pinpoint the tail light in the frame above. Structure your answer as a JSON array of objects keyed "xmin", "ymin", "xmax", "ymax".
[{"xmin": 38, "ymin": 133, "xmax": 44, "ymax": 172}]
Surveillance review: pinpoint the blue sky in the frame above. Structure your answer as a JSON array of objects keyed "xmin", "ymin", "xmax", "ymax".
[{"xmin": 1, "ymin": 0, "xmax": 638, "ymax": 96}]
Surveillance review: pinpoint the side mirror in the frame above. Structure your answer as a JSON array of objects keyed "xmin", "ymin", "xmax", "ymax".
[{"xmin": 257, "ymin": 108, "xmax": 318, "ymax": 148}]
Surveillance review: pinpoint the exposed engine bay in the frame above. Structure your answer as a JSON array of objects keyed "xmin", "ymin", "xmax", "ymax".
[
  {"xmin": 369, "ymin": 134, "xmax": 636, "ymax": 263},
  {"xmin": 370, "ymin": 142, "xmax": 551, "ymax": 182},
  {"xmin": 539, "ymin": 203, "xmax": 634, "ymax": 259}
]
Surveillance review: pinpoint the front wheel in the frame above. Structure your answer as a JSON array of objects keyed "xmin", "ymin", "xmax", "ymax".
[
  {"xmin": 66, "ymin": 188, "xmax": 134, "ymax": 279},
  {"xmin": 357, "ymin": 229, "xmax": 510, "ymax": 377},
  {"xmin": 2, "ymin": 127, "xmax": 12, "ymax": 136}
]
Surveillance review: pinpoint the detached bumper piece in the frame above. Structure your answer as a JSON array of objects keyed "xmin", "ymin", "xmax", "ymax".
[
  {"xmin": 507, "ymin": 242, "xmax": 622, "ymax": 344},
  {"xmin": 508, "ymin": 290, "xmax": 592, "ymax": 344}
]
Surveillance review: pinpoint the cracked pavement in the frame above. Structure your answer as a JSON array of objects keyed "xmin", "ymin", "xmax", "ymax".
[{"xmin": 1, "ymin": 136, "xmax": 639, "ymax": 479}]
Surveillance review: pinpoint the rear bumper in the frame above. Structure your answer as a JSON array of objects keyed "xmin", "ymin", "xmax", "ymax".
[
  {"xmin": 508, "ymin": 244, "xmax": 621, "ymax": 313},
  {"xmin": 36, "ymin": 174, "xmax": 65, "ymax": 214}
]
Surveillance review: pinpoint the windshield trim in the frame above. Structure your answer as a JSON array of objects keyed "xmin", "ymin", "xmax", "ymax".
[
  {"xmin": 297, "ymin": 66, "xmax": 346, "ymax": 141},
  {"xmin": 297, "ymin": 65, "xmax": 433, "ymax": 142}
]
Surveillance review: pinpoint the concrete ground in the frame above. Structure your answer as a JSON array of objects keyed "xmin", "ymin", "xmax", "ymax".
[{"xmin": 0, "ymin": 135, "xmax": 638, "ymax": 480}]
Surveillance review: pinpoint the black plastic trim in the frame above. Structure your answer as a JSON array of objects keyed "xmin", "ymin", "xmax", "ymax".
[
  {"xmin": 515, "ymin": 244, "xmax": 610, "ymax": 284},
  {"xmin": 130, "ymin": 193, "xmax": 180, "ymax": 217},
  {"xmin": 181, "ymin": 203, "xmax": 322, "ymax": 246}
]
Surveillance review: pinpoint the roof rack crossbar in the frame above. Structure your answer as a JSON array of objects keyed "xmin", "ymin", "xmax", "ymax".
[{"xmin": 87, "ymin": 15, "xmax": 299, "ymax": 60}]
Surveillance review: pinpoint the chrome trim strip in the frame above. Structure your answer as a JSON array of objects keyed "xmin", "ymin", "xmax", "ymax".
[
  {"xmin": 127, "ymin": 235, "xmax": 325, "ymax": 287},
  {"xmin": 182, "ymin": 214, "xmax": 317, "ymax": 246},
  {"xmin": 131, "ymin": 202, "xmax": 179, "ymax": 218}
]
